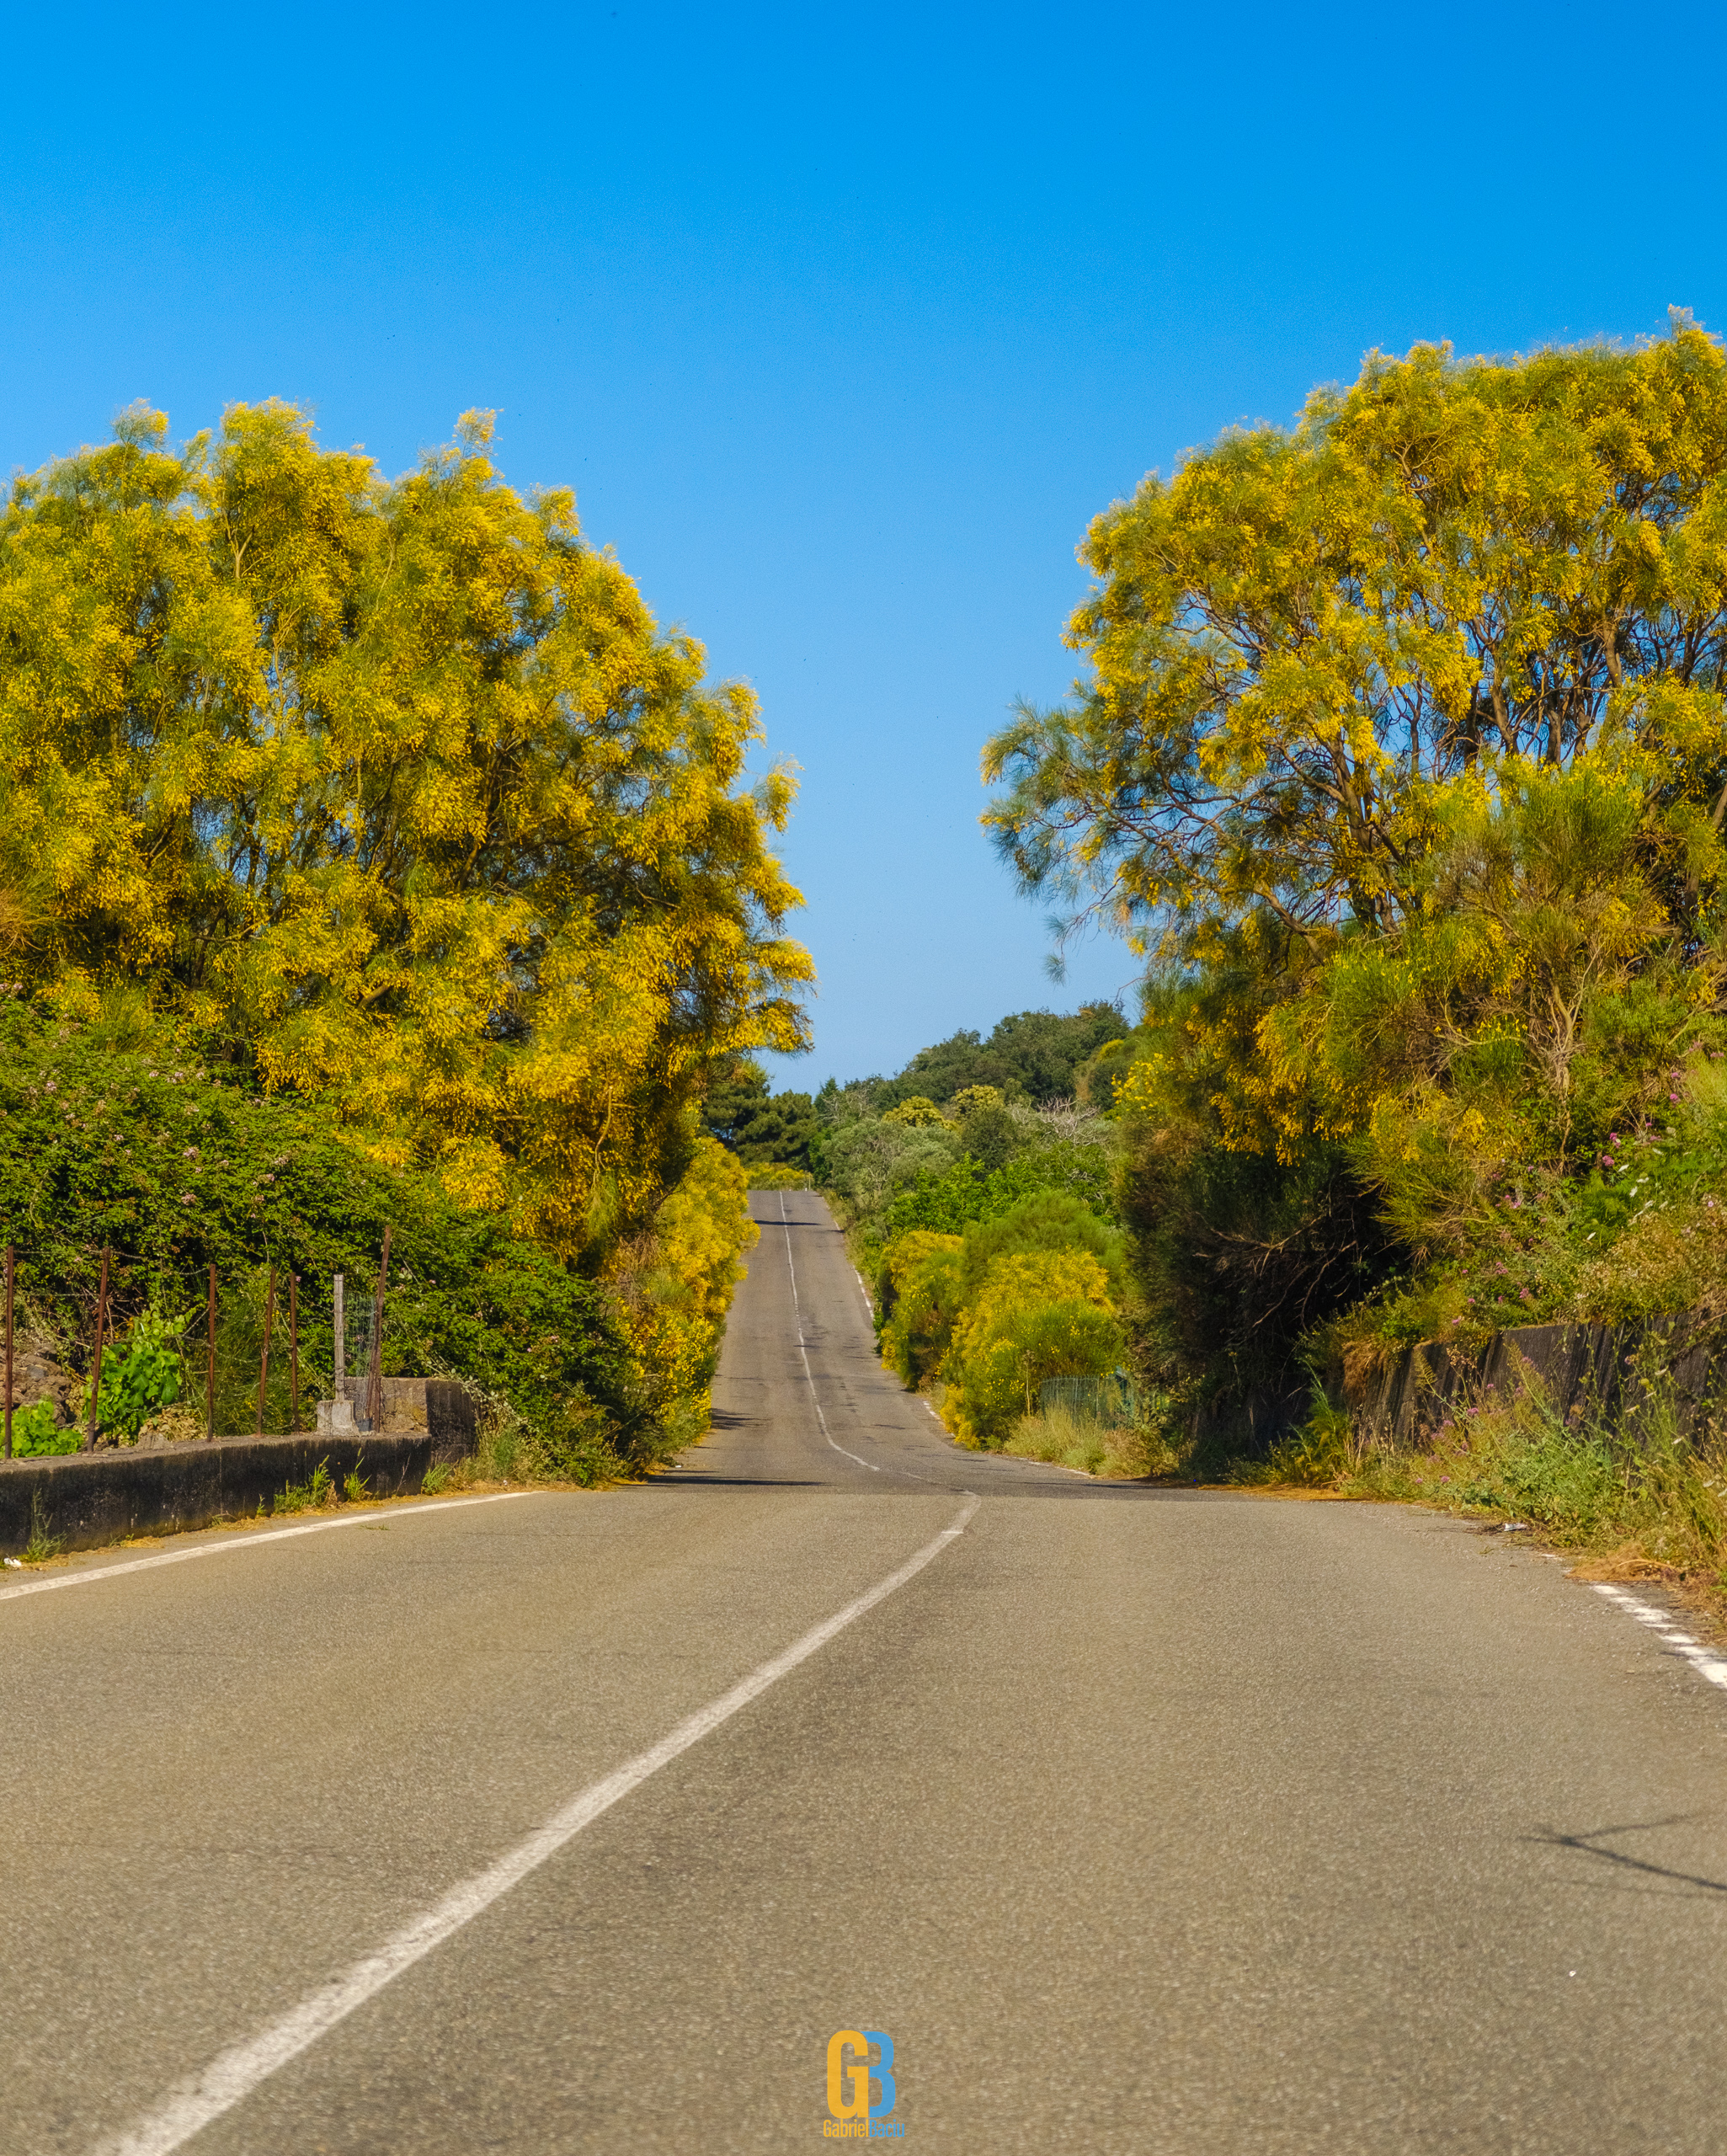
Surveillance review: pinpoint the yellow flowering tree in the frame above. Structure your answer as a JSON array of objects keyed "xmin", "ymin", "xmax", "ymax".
[
  {"xmin": 988, "ymin": 326, "xmax": 1727, "ymax": 1419},
  {"xmin": 985, "ymin": 323, "xmax": 1727, "ymax": 963},
  {"xmin": 608, "ymin": 1133, "xmax": 760, "ymax": 1426},
  {"xmin": 941, "ymin": 1248, "xmax": 1122, "ymax": 1446},
  {"xmin": 0, "ymin": 402, "xmax": 812, "ymax": 1263}
]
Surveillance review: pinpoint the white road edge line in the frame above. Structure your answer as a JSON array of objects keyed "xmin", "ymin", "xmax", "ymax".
[
  {"xmin": 95, "ymin": 1493, "xmax": 981, "ymax": 2156},
  {"xmin": 0, "ymin": 1492, "xmax": 539, "ymax": 1607},
  {"xmin": 1592, "ymin": 1582, "xmax": 1727, "ymax": 1690}
]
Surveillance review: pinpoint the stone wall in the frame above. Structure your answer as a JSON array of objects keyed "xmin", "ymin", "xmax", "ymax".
[{"xmin": 1337, "ymin": 1313, "xmax": 1727, "ymax": 1448}]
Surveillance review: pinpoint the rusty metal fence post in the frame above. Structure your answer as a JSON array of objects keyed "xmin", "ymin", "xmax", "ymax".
[
  {"xmin": 205, "ymin": 1267, "xmax": 216, "ymax": 1440},
  {"xmin": 365, "ymin": 1228, "xmax": 392, "ymax": 1433},
  {"xmin": 87, "ymin": 1246, "xmax": 110, "ymax": 1449},
  {"xmin": 257, "ymin": 1266, "xmax": 275, "ymax": 1437},
  {"xmin": 3, "ymin": 1244, "xmax": 13, "ymax": 1461}
]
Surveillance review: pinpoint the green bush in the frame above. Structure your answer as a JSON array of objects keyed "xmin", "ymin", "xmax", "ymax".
[
  {"xmin": 884, "ymin": 1148, "xmax": 1117, "ymax": 1238},
  {"xmin": 0, "ymin": 1000, "xmax": 643, "ymax": 1460},
  {"xmin": 954, "ymin": 1295, "xmax": 1125, "ymax": 1446},
  {"xmin": 8, "ymin": 1401, "xmax": 77, "ymax": 1456},
  {"xmin": 877, "ymin": 1235, "xmax": 965, "ymax": 1389},
  {"xmin": 79, "ymin": 1306, "xmax": 191, "ymax": 1440},
  {"xmin": 957, "ymin": 1188, "xmax": 1125, "ymax": 1297},
  {"xmin": 877, "ymin": 1192, "xmax": 1127, "ymax": 1396}
]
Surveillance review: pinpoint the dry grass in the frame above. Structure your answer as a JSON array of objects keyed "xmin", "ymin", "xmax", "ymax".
[
  {"xmin": 134, "ymin": 1403, "xmax": 207, "ymax": 1444},
  {"xmin": 1004, "ymin": 1402, "xmax": 1170, "ymax": 1479}
]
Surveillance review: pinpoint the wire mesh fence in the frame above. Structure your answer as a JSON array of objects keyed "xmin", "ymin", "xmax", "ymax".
[
  {"xmin": 1, "ymin": 1241, "xmax": 397, "ymax": 1452},
  {"xmin": 1038, "ymin": 1373, "xmax": 1146, "ymax": 1428}
]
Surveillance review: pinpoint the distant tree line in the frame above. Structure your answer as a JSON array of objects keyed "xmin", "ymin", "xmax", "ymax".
[{"xmin": 701, "ymin": 1004, "xmax": 1127, "ymax": 1174}]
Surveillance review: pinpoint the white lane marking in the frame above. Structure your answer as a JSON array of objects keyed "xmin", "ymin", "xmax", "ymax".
[
  {"xmin": 778, "ymin": 1196, "xmax": 962, "ymax": 1490},
  {"xmin": 1593, "ymin": 1583, "xmax": 1727, "ymax": 1690},
  {"xmin": 0, "ymin": 1493, "xmax": 538, "ymax": 1607},
  {"xmin": 98, "ymin": 1495, "xmax": 980, "ymax": 2156},
  {"xmin": 780, "ymin": 1191, "xmax": 880, "ymax": 1475}
]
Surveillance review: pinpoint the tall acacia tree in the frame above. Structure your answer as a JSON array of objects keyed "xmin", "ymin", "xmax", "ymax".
[
  {"xmin": 986, "ymin": 323, "xmax": 1727, "ymax": 963},
  {"xmin": 0, "ymin": 402, "xmax": 812, "ymax": 1259},
  {"xmin": 986, "ymin": 327, "xmax": 1727, "ymax": 1409}
]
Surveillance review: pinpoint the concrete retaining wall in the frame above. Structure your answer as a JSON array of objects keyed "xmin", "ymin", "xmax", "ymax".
[{"xmin": 0, "ymin": 1380, "xmax": 478, "ymax": 1557}]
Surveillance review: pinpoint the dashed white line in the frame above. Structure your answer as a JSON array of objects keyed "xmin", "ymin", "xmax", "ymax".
[
  {"xmin": 96, "ymin": 1494, "xmax": 980, "ymax": 2156},
  {"xmin": 1592, "ymin": 1582, "xmax": 1727, "ymax": 1690},
  {"xmin": 0, "ymin": 1492, "xmax": 539, "ymax": 1607}
]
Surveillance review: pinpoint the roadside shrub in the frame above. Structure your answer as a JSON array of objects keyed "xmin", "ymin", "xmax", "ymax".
[
  {"xmin": 746, "ymin": 1164, "xmax": 811, "ymax": 1189},
  {"xmin": 0, "ymin": 1000, "xmax": 644, "ymax": 1456},
  {"xmin": 884, "ymin": 1145, "xmax": 1117, "ymax": 1237},
  {"xmin": 957, "ymin": 1189, "xmax": 1126, "ymax": 1297},
  {"xmin": 77, "ymin": 1306, "xmax": 191, "ymax": 1440},
  {"xmin": 942, "ymin": 1249, "xmax": 1122, "ymax": 1447},
  {"xmin": 877, "ymin": 1232, "xmax": 964, "ymax": 1388},
  {"xmin": 1005, "ymin": 1403, "xmax": 1155, "ymax": 1478},
  {"xmin": 1234, "ymin": 1396, "xmax": 1358, "ymax": 1487}
]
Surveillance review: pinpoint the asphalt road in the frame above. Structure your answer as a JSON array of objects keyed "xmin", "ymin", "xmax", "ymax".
[{"xmin": 4, "ymin": 1190, "xmax": 1727, "ymax": 2153}]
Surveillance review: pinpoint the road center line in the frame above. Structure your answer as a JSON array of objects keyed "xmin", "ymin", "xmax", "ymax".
[
  {"xmin": 1592, "ymin": 1582, "xmax": 1727, "ymax": 1690},
  {"xmin": 779, "ymin": 1190, "xmax": 882, "ymax": 1476},
  {"xmin": 777, "ymin": 1194, "xmax": 957, "ymax": 1489},
  {"xmin": 0, "ymin": 1492, "xmax": 539, "ymax": 1607},
  {"xmin": 96, "ymin": 1494, "xmax": 980, "ymax": 2156}
]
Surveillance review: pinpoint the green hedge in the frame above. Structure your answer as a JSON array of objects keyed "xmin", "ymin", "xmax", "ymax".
[{"xmin": 0, "ymin": 1001, "xmax": 642, "ymax": 1454}]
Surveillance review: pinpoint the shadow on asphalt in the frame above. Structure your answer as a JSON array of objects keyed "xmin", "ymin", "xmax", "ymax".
[
  {"xmin": 1532, "ymin": 1817, "xmax": 1727, "ymax": 1898},
  {"xmin": 645, "ymin": 1474, "xmax": 837, "ymax": 1489}
]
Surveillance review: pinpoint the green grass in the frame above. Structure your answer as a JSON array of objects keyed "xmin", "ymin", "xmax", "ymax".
[
  {"xmin": 275, "ymin": 1460, "xmax": 333, "ymax": 1514},
  {"xmin": 22, "ymin": 1489, "xmax": 65, "ymax": 1563}
]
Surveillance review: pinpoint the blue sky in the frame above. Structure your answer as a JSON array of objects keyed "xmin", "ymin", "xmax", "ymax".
[{"xmin": 5, "ymin": 1, "xmax": 1725, "ymax": 1086}]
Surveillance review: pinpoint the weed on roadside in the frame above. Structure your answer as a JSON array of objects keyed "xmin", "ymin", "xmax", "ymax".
[
  {"xmin": 343, "ymin": 1456, "xmax": 370, "ymax": 1503},
  {"xmin": 275, "ymin": 1460, "xmax": 333, "ymax": 1514},
  {"xmin": 1237, "ymin": 1374, "xmax": 1727, "ymax": 1616},
  {"xmin": 1232, "ymin": 1395, "xmax": 1362, "ymax": 1489},
  {"xmin": 421, "ymin": 1463, "xmax": 451, "ymax": 1495},
  {"xmin": 23, "ymin": 1489, "xmax": 64, "ymax": 1563},
  {"xmin": 1005, "ymin": 1402, "xmax": 1173, "ymax": 1478}
]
